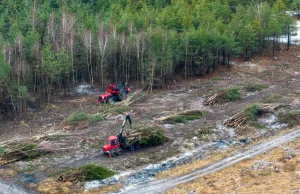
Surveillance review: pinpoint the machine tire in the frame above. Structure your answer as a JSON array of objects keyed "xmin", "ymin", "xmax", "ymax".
[
  {"xmin": 111, "ymin": 149, "xmax": 117, "ymax": 157},
  {"xmin": 129, "ymin": 145, "xmax": 135, "ymax": 151},
  {"xmin": 117, "ymin": 149, "xmax": 123, "ymax": 156},
  {"xmin": 119, "ymin": 93, "xmax": 124, "ymax": 101},
  {"xmin": 134, "ymin": 143, "xmax": 140, "ymax": 150},
  {"xmin": 108, "ymin": 98, "xmax": 115, "ymax": 105}
]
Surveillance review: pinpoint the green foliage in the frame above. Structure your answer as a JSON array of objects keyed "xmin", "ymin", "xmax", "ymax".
[
  {"xmin": 264, "ymin": 94, "xmax": 282, "ymax": 103},
  {"xmin": 244, "ymin": 104, "xmax": 265, "ymax": 128},
  {"xmin": 65, "ymin": 112, "xmax": 104, "ymax": 125},
  {"xmin": 245, "ymin": 83, "xmax": 268, "ymax": 92},
  {"xmin": 0, "ymin": 147, "xmax": 7, "ymax": 154},
  {"xmin": 277, "ymin": 110, "xmax": 300, "ymax": 126},
  {"xmin": 245, "ymin": 104, "xmax": 259, "ymax": 123},
  {"xmin": 89, "ymin": 114, "xmax": 103, "ymax": 125},
  {"xmin": 68, "ymin": 112, "xmax": 89, "ymax": 125},
  {"xmin": 170, "ymin": 112, "xmax": 203, "ymax": 124},
  {"xmin": 0, "ymin": 0, "xmax": 294, "ymax": 119},
  {"xmin": 24, "ymin": 144, "xmax": 37, "ymax": 151},
  {"xmin": 222, "ymin": 87, "xmax": 242, "ymax": 102},
  {"xmin": 140, "ymin": 128, "xmax": 167, "ymax": 146},
  {"xmin": 79, "ymin": 163, "xmax": 115, "ymax": 181}
]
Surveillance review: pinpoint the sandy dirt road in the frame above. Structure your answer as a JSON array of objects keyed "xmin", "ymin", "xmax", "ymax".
[{"xmin": 122, "ymin": 128, "xmax": 300, "ymax": 194}]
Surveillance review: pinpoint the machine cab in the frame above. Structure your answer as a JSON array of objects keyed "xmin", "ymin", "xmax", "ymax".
[{"xmin": 102, "ymin": 136, "xmax": 120, "ymax": 153}]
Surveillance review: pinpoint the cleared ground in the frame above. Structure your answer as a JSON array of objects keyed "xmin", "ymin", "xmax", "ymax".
[{"xmin": 0, "ymin": 45, "xmax": 299, "ymax": 193}]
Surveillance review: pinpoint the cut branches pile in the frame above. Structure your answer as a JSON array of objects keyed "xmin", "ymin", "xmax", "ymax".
[
  {"xmin": 203, "ymin": 87, "xmax": 242, "ymax": 106},
  {"xmin": 118, "ymin": 89, "xmax": 144, "ymax": 106},
  {"xmin": 0, "ymin": 143, "xmax": 48, "ymax": 165},
  {"xmin": 203, "ymin": 90, "xmax": 228, "ymax": 106},
  {"xmin": 223, "ymin": 103, "xmax": 281, "ymax": 131}
]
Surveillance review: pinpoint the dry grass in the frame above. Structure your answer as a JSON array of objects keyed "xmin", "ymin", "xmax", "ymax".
[
  {"xmin": 0, "ymin": 169, "xmax": 17, "ymax": 180},
  {"xmin": 85, "ymin": 184, "xmax": 123, "ymax": 194},
  {"xmin": 166, "ymin": 137, "xmax": 300, "ymax": 194},
  {"xmin": 157, "ymin": 151, "xmax": 233, "ymax": 179},
  {"xmin": 37, "ymin": 178, "xmax": 122, "ymax": 194},
  {"xmin": 37, "ymin": 178, "xmax": 83, "ymax": 194}
]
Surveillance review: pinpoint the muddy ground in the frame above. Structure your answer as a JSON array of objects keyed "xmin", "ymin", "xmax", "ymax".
[{"xmin": 0, "ymin": 45, "xmax": 299, "ymax": 193}]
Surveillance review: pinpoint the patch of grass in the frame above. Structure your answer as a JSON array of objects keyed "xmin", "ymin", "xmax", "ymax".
[
  {"xmin": 197, "ymin": 126, "xmax": 214, "ymax": 138},
  {"xmin": 277, "ymin": 110, "xmax": 300, "ymax": 126},
  {"xmin": 245, "ymin": 83, "xmax": 268, "ymax": 92},
  {"xmin": 263, "ymin": 94, "xmax": 281, "ymax": 103},
  {"xmin": 222, "ymin": 87, "xmax": 242, "ymax": 102},
  {"xmin": 65, "ymin": 112, "xmax": 104, "ymax": 126},
  {"xmin": 79, "ymin": 163, "xmax": 115, "ymax": 181},
  {"xmin": 0, "ymin": 147, "xmax": 7, "ymax": 156},
  {"xmin": 140, "ymin": 128, "xmax": 167, "ymax": 146},
  {"xmin": 170, "ymin": 112, "xmax": 203, "ymax": 124}
]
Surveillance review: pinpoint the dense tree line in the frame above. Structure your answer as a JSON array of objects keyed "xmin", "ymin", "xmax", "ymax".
[{"xmin": 0, "ymin": 0, "xmax": 298, "ymax": 119}]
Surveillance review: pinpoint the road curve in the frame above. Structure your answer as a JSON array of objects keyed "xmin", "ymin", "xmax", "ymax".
[{"xmin": 122, "ymin": 128, "xmax": 300, "ymax": 194}]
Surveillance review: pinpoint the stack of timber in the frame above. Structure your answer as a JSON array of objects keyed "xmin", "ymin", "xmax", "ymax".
[
  {"xmin": 223, "ymin": 103, "xmax": 280, "ymax": 129},
  {"xmin": 203, "ymin": 91, "xmax": 228, "ymax": 106}
]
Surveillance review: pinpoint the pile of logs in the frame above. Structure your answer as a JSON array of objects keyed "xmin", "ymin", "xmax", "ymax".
[
  {"xmin": 203, "ymin": 91, "xmax": 228, "ymax": 106},
  {"xmin": 223, "ymin": 103, "xmax": 280, "ymax": 130}
]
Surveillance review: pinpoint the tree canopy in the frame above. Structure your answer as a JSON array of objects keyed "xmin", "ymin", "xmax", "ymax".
[{"xmin": 0, "ymin": 0, "xmax": 296, "ymax": 119}]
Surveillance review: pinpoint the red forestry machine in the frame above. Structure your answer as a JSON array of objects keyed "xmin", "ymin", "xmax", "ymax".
[
  {"xmin": 97, "ymin": 82, "xmax": 130, "ymax": 105},
  {"xmin": 102, "ymin": 114, "xmax": 141, "ymax": 157}
]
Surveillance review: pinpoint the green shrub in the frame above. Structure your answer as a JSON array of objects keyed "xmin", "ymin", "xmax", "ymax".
[
  {"xmin": 264, "ymin": 94, "xmax": 281, "ymax": 103},
  {"xmin": 244, "ymin": 104, "xmax": 265, "ymax": 128},
  {"xmin": 277, "ymin": 110, "xmax": 300, "ymax": 126},
  {"xmin": 222, "ymin": 87, "xmax": 242, "ymax": 102},
  {"xmin": 68, "ymin": 112, "xmax": 89, "ymax": 125},
  {"xmin": 140, "ymin": 128, "xmax": 167, "ymax": 146},
  {"xmin": 24, "ymin": 144, "xmax": 37, "ymax": 151},
  {"xmin": 79, "ymin": 163, "xmax": 115, "ymax": 181},
  {"xmin": 0, "ymin": 147, "xmax": 7, "ymax": 154},
  {"xmin": 89, "ymin": 114, "xmax": 103, "ymax": 124},
  {"xmin": 170, "ymin": 112, "xmax": 203, "ymax": 124},
  {"xmin": 245, "ymin": 83, "xmax": 268, "ymax": 92},
  {"xmin": 65, "ymin": 112, "xmax": 104, "ymax": 125},
  {"xmin": 245, "ymin": 104, "xmax": 259, "ymax": 123}
]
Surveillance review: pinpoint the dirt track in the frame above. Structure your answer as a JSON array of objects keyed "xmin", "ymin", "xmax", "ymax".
[{"xmin": 122, "ymin": 128, "xmax": 300, "ymax": 194}]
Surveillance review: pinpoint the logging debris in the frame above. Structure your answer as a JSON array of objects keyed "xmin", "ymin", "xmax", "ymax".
[
  {"xmin": 0, "ymin": 143, "xmax": 48, "ymax": 166},
  {"xmin": 223, "ymin": 103, "xmax": 281, "ymax": 131},
  {"xmin": 203, "ymin": 87, "xmax": 242, "ymax": 106}
]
